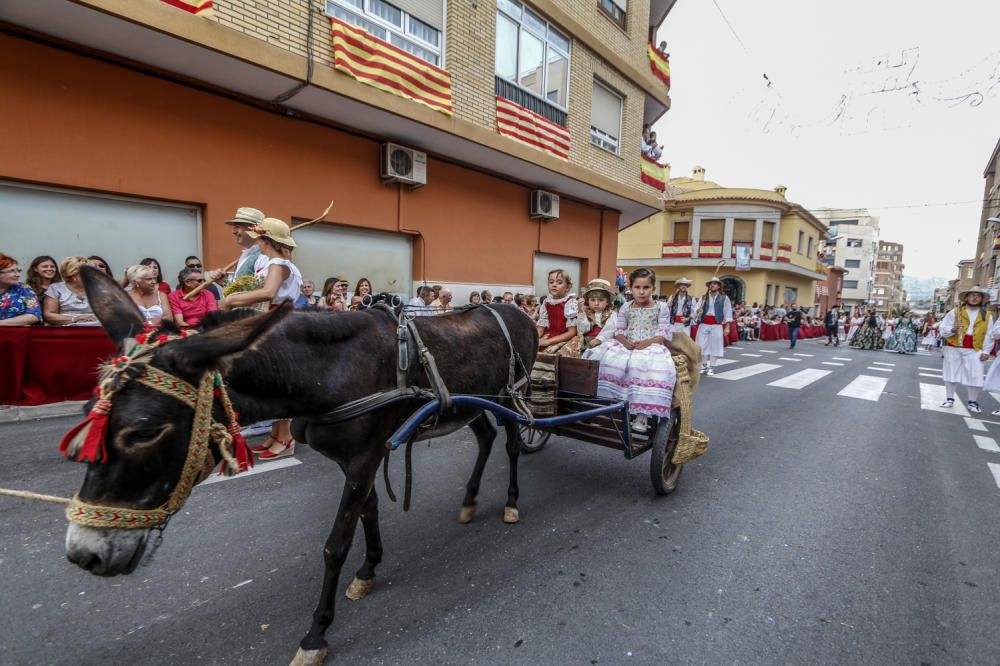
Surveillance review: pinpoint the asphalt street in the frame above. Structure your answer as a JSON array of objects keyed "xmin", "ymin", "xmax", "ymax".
[{"xmin": 2, "ymin": 337, "xmax": 999, "ymax": 665}]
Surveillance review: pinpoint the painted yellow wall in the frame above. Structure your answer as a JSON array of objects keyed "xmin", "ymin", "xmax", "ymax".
[
  {"xmin": 780, "ymin": 213, "xmax": 822, "ymax": 271},
  {"xmin": 618, "ymin": 213, "xmax": 667, "ymax": 259}
]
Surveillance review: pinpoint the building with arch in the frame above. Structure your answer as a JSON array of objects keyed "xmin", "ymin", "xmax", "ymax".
[{"xmin": 617, "ymin": 167, "xmax": 829, "ymax": 311}]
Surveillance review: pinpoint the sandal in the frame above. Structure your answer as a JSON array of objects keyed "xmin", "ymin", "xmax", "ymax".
[
  {"xmin": 250, "ymin": 435, "xmax": 279, "ymax": 453},
  {"xmin": 258, "ymin": 437, "xmax": 295, "ymax": 461}
]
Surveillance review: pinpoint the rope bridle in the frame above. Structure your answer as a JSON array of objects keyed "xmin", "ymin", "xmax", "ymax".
[{"xmin": 60, "ymin": 330, "xmax": 252, "ymax": 530}]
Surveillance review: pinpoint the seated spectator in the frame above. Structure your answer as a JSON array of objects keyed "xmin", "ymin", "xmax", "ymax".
[
  {"xmin": 169, "ymin": 266, "xmax": 217, "ymax": 329},
  {"xmin": 43, "ymin": 256, "xmax": 99, "ymax": 326},
  {"xmin": 480, "ymin": 289, "xmax": 493, "ymax": 304},
  {"xmin": 469, "ymin": 291, "xmax": 482, "ymax": 305},
  {"xmin": 184, "ymin": 256, "xmax": 221, "ymax": 300},
  {"xmin": 294, "ymin": 281, "xmax": 323, "ymax": 310},
  {"xmin": 322, "ymin": 275, "xmax": 350, "ymax": 311},
  {"xmin": 350, "ymin": 277, "xmax": 373, "ymax": 310},
  {"xmin": 25, "ymin": 255, "xmax": 61, "ymax": 298},
  {"xmin": 502, "ymin": 291, "xmax": 515, "ymax": 305},
  {"xmin": 0, "ymin": 253, "xmax": 42, "ymax": 325},
  {"xmin": 88, "ymin": 255, "xmax": 113, "ymax": 278},
  {"xmin": 408, "ymin": 285, "xmax": 435, "ymax": 316},
  {"xmin": 139, "ymin": 257, "xmax": 170, "ymax": 295},
  {"xmin": 126, "ymin": 264, "xmax": 172, "ymax": 328},
  {"xmin": 647, "ymin": 131, "xmax": 663, "ymax": 161},
  {"xmin": 516, "ymin": 294, "xmax": 538, "ymax": 321},
  {"xmin": 431, "ymin": 287, "xmax": 454, "ymax": 314}
]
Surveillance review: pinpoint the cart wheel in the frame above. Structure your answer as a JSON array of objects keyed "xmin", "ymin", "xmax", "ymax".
[
  {"xmin": 519, "ymin": 425, "xmax": 551, "ymax": 454},
  {"xmin": 649, "ymin": 410, "xmax": 683, "ymax": 495}
]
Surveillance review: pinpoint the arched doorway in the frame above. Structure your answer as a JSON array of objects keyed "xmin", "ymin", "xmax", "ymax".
[{"xmin": 720, "ymin": 275, "xmax": 745, "ymax": 305}]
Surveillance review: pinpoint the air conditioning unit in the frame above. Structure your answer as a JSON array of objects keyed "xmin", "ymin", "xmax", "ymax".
[
  {"xmin": 380, "ymin": 142, "xmax": 427, "ymax": 188},
  {"xmin": 530, "ymin": 190, "xmax": 560, "ymax": 220}
]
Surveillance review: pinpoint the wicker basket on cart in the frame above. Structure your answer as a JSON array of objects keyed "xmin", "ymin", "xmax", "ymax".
[{"xmin": 669, "ymin": 353, "xmax": 709, "ymax": 464}]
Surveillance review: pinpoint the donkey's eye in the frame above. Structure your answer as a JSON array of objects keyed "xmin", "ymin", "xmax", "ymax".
[{"xmin": 129, "ymin": 427, "xmax": 165, "ymax": 443}]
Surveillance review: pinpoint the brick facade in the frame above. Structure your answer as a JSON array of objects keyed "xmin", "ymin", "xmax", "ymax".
[{"xmin": 209, "ymin": 0, "xmax": 656, "ymax": 194}]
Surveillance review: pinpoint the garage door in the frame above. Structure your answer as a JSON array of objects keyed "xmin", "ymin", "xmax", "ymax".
[
  {"xmin": 292, "ymin": 223, "xmax": 412, "ymax": 299},
  {"xmin": 533, "ymin": 252, "xmax": 582, "ymax": 298},
  {"xmin": 1, "ymin": 181, "xmax": 200, "ymax": 286}
]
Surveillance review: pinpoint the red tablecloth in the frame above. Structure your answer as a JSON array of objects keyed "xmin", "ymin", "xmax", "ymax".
[
  {"xmin": 0, "ymin": 327, "xmax": 115, "ymax": 406},
  {"xmin": 757, "ymin": 323, "xmax": 827, "ymax": 341}
]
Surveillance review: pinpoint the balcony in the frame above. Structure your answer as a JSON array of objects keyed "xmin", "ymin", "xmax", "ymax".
[{"xmin": 660, "ymin": 240, "xmax": 795, "ymax": 265}]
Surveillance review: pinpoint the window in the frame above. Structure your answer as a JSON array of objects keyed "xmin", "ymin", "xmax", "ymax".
[
  {"xmin": 496, "ymin": 1, "xmax": 571, "ymax": 111},
  {"xmin": 843, "ymin": 280, "xmax": 859, "ymax": 289},
  {"xmin": 797, "ymin": 230, "xmax": 804, "ymax": 254},
  {"xmin": 807, "ymin": 236, "xmax": 814, "ymax": 258},
  {"xmin": 846, "ymin": 238, "xmax": 863, "ymax": 248},
  {"xmin": 845, "ymin": 259, "xmax": 861, "ymax": 268},
  {"xmin": 597, "ymin": 0, "xmax": 626, "ymax": 29},
  {"xmin": 328, "ymin": 0, "xmax": 442, "ymax": 65},
  {"xmin": 765, "ymin": 284, "xmax": 772, "ymax": 305},
  {"xmin": 673, "ymin": 220, "xmax": 690, "ymax": 242},
  {"xmin": 590, "ymin": 79, "xmax": 623, "ymax": 154}
]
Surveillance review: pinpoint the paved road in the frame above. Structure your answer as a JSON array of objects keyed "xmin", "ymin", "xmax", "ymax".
[{"xmin": 3, "ymin": 338, "xmax": 1000, "ymax": 665}]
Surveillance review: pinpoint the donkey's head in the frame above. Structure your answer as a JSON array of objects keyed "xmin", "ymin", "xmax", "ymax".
[{"xmin": 64, "ymin": 267, "xmax": 287, "ymax": 576}]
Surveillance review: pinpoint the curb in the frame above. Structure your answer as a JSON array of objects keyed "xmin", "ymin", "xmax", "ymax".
[{"xmin": 0, "ymin": 401, "xmax": 86, "ymax": 424}]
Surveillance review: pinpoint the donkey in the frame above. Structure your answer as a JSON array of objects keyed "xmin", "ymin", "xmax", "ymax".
[{"xmin": 63, "ymin": 268, "xmax": 537, "ymax": 665}]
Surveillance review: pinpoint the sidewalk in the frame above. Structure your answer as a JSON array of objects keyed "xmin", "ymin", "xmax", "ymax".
[{"xmin": 0, "ymin": 401, "xmax": 85, "ymax": 424}]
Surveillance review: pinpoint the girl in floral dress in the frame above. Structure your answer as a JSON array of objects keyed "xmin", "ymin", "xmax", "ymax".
[
  {"xmin": 596, "ymin": 268, "xmax": 676, "ymax": 433},
  {"xmin": 536, "ymin": 269, "xmax": 579, "ymax": 357}
]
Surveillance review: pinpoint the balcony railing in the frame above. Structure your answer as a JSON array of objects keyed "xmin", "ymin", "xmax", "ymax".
[
  {"xmin": 495, "ymin": 76, "xmax": 567, "ymax": 127},
  {"xmin": 660, "ymin": 241, "xmax": 793, "ymax": 263}
]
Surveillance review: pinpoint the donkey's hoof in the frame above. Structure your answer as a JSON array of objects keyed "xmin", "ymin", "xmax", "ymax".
[
  {"xmin": 290, "ymin": 647, "xmax": 328, "ymax": 666},
  {"xmin": 458, "ymin": 505, "xmax": 477, "ymax": 524},
  {"xmin": 345, "ymin": 576, "xmax": 375, "ymax": 601},
  {"xmin": 503, "ymin": 507, "xmax": 520, "ymax": 524}
]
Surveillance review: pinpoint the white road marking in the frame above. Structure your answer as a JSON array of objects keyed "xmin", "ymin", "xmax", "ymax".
[
  {"xmin": 740, "ymin": 353, "xmax": 762, "ymax": 357},
  {"xmin": 866, "ymin": 366, "xmax": 892, "ymax": 372},
  {"xmin": 714, "ymin": 359, "xmax": 738, "ymax": 367},
  {"xmin": 793, "ymin": 353, "xmax": 814, "ymax": 357},
  {"xmin": 965, "ymin": 418, "xmax": 988, "ymax": 431},
  {"xmin": 821, "ymin": 361, "xmax": 844, "ymax": 366},
  {"xmin": 919, "ymin": 367, "xmax": 942, "ymax": 372},
  {"xmin": 919, "ymin": 372, "xmax": 942, "ymax": 378},
  {"xmin": 767, "ymin": 369, "xmax": 832, "ymax": 389},
  {"xmin": 200, "ymin": 457, "xmax": 302, "ymax": 485},
  {"xmin": 872, "ymin": 361, "xmax": 895, "ymax": 367},
  {"xmin": 758, "ymin": 350, "xmax": 777, "ymax": 354},
  {"xmin": 974, "ymin": 435, "xmax": 1000, "ymax": 453},
  {"xmin": 838, "ymin": 375, "xmax": 889, "ymax": 401},
  {"xmin": 729, "ymin": 346, "xmax": 744, "ymax": 350},
  {"xmin": 988, "ymin": 463, "xmax": 1000, "ymax": 489},
  {"xmin": 778, "ymin": 357, "xmax": 802, "ymax": 362},
  {"xmin": 991, "ymin": 392, "xmax": 1000, "ymax": 404},
  {"xmin": 832, "ymin": 357, "xmax": 853, "ymax": 361},
  {"xmin": 919, "ymin": 383, "xmax": 970, "ymax": 416},
  {"xmin": 713, "ymin": 363, "xmax": 783, "ymax": 381}
]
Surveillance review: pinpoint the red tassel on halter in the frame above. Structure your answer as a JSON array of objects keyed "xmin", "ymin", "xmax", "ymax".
[
  {"xmin": 58, "ymin": 398, "xmax": 112, "ymax": 463},
  {"xmin": 229, "ymin": 422, "xmax": 253, "ymax": 472}
]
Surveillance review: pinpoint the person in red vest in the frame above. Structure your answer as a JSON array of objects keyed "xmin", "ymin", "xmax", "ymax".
[
  {"xmin": 536, "ymin": 268, "xmax": 579, "ymax": 356},
  {"xmin": 694, "ymin": 277, "xmax": 733, "ymax": 376},
  {"xmin": 938, "ymin": 286, "xmax": 993, "ymax": 413}
]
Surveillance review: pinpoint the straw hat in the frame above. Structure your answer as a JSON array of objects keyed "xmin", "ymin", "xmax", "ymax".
[
  {"xmin": 674, "ymin": 277, "xmax": 692, "ymax": 286},
  {"xmin": 583, "ymin": 278, "xmax": 613, "ymax": 300},
  {"xmin": 706, "ymin": 276, "xmax": 722, "ymax": 287},
  {"xmin": 959, "ymin": 285, "xmax": 990, "ymax": 303},
  {"xmin": 225, "ymin": 207, "xmax": 265, "ymax": 227},
  {"xmin": 247, "ymin": 217, "xmax": 297, "ymax": 248}
]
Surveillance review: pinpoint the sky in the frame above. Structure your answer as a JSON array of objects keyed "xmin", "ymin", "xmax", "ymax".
[{"xmin": 655, "ymin": 0, "xmax": 1000, "ymax": 281}]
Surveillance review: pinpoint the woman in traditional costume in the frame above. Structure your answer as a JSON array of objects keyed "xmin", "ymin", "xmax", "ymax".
[
  {"xmin": 920, "ymin": 314, "xmax": 938, "ymax": 351},
  {"xmin": 852, "ymin": 308, "xmax": 884, "ymax": 350},
  {"xmin": 938, "ymin": 286, "xmax": 993, "ymax": 413},
  {"xmin": 889, "ymin": 311, "xmax": 918, "ymax": 354},
  {"xmin": 846, "ymin": 308, "xmax": 865, "ymax": 346},
  {"xmin": 596, "ymin": 268, "xmax": 676, "ymax": 434}
]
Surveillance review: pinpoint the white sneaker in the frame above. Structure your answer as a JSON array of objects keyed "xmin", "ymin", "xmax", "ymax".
[
  {"xmin": 968, "ymin": 401, "xmax": 982, "ymax": 414},
  {"xmin": 940, "ymin": 398, "xmax": 954, "ymax": 408},
  {"xmin": 707, "ymin": 366, "xmax": 715, "ymax": 376},
  {"xmin": 631, "ymin": 414, "xmax": 648, "ymax": 433}
]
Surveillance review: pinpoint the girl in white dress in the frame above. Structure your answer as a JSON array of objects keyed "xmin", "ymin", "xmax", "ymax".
[{"xmin": 578, "ymin": 279, "xmax": 618, "ymax": 363}]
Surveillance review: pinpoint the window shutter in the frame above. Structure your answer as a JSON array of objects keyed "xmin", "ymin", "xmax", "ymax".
[
  {"xmin": 393, "ymin": 0, "xmax": 443, "ymax": 29},
  {"xmin": 610, "ymin": 0, "xmax": 627, "ymax": 10},
  {"xmin": 591, "ymin": 81, "xmax": 622, "ymax": 139}
]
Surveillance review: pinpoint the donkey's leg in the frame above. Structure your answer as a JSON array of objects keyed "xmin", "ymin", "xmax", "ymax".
[
  {"xmin": 502, "ymin": 420, "xmax": 522, "ymax": 524},
  {"xmin": 345, "ymin": 487, "xmax": 382, "ymax": 601},
  {"xmin": 294, "ymin": 461, "xmax": 378, "ymax": 666},
  {"xmin": 458, "ymin": 412, "xmax": 497, "ymax": 524}
]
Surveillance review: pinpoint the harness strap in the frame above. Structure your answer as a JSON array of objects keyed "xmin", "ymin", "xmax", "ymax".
[
  {"xmin": 309, "ymin": 387, "xmax": 435, "ymax": 425},
  {"xmin": 406, "ymin": 318, "xmax": 452, "ymax": 411}
]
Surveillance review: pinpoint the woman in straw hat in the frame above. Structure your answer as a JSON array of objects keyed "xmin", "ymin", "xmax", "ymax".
[
  {"xmin": 693, "ymin": 276, "xmax": 733, "ymax": 376},
  {"xmin": 219, "ymin": 217, "xmax": 303, "ymax": 459},
  {"xmin": 938, "ymin": 286, "xmax": 994, "ymax": 413}
]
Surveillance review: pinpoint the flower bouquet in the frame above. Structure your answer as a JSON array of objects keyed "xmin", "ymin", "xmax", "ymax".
[{"xmin": 223, "ymin": 275, "xmax": 268, "ymax": 312}]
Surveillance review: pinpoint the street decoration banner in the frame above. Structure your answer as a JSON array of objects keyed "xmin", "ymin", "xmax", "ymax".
[
  {"xmin": 331, "ymin": 18, "xmax": 453, "ymax": 116},
  {"xmin": 640, "ymin": 154, "xmax": 667, "ymax": 191},
  {"xmin": 496, "ymin": 96, "xmax": 571, "ymax": 160},
  {"xmin": 159, "ymin": 0, "xmax": 214, "ymax": 16},
  {"xmin": 734, "ymin": 243, "xmax": 751, "ymax": 271},
  {"xmin": 647, "ymin": 43, "xmax": 671, "ymax": 91}
]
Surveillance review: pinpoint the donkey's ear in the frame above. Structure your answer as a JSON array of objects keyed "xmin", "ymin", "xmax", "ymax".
[
  {"xmin": 81, "ymin": 265, "xmax": 146, "ymax": 345},
  {"xmin": 158, "ymin": 303, "xmax": 291, "ymax": 375}
]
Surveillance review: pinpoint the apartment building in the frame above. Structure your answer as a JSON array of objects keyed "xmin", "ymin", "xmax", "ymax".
[
  {"xmin": 618, "ymin": 168, "xmax": 828, "ymax": 311},
  {"xmin": 872, "ymin": 240, "xmax": 905, "ymax": 315},
  {"xmin": 973, "ymin": 136, "xmax": 1000, "ymax": 287},
  {"xmin": 0, "ymin": 0, "xmax": 675, "ymax": 300},
  {"xmin": 811, "ymin": 209, "xmax": 879, "ymax": 312}
]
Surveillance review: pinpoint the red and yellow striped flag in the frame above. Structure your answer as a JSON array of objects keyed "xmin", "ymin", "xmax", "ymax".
[
  {"xmin": 159, "ymin": 0, "xmax": 214, "ymax": 16},
  {"xmin": 495, "ymin": 96, "xmax": 570, "ymax": 160},
  {"xmin": 640, "ymin": 154, "xmax": 667, "ymax": 192},
  {"xmin": 331, "ymin": 18, "xmax": 452, "ymax": 116},
  {"xmin": 647, "ymin": 43, "xmax": 670, "ymax": 91}
]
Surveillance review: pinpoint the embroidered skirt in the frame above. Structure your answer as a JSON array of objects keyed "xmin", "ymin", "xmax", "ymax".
[{"xmin": 596, "ymin": 342, "xmax": 677, "ymax": 417}]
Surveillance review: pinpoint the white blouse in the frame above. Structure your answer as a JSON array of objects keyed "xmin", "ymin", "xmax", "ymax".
[{"xmin": 255, "ymin": 257, "xmax": 302, "ymax": 306}]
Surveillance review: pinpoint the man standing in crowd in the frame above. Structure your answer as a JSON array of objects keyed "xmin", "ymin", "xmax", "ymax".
[
  {"xmin": 784, "ymin": 303, "xmax": 804, "ymax": 349},
  {"xmin": 666, "ymin": 277, "xmax": 695, "ymax": 337},
  {"xmin": 408, "ymin": 285, "xmax": 435, "ymax": 316},
  {"xmin": 824, "ymin": 304, "xmax": 840, "ymax": 346},
  {"xmin": 938, "ymin": 286, "xmax": 993, "ymax": 413},
  {"xmin": 695, "ymin": 277, "xmax": 733, "ymax": 376}
]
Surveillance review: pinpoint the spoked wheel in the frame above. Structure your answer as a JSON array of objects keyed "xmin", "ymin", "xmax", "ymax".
[
  {"xmin": 519, "ymin": 425, "xmax": 552, "ymax": 454},
  {"xmin": 649, "ymin": 410, "xmax": 683, "ymax": 495}
]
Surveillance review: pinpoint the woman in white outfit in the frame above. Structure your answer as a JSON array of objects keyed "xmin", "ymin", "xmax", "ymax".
[
  {"xmin": 846, "ymin": 309, "xmax": 865, "ymax": 345},
  {"xmin": 938, "ymin": 286, "xmax": 993, "ymax": 414}
]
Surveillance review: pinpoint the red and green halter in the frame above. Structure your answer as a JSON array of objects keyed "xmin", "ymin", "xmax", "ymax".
[{"xmin": 59, "ymin": 330, "xmax": 253, "ymax": 529}]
